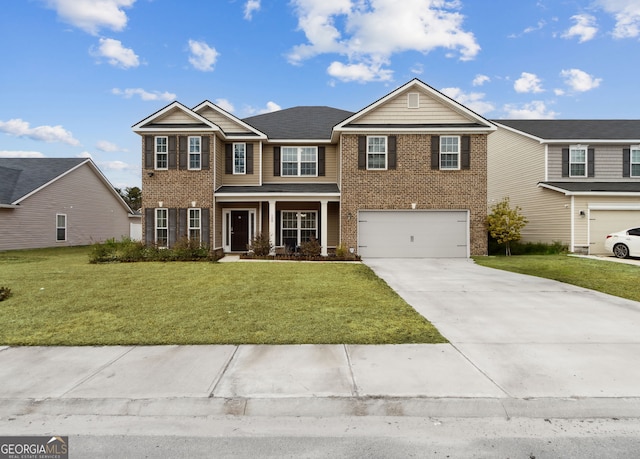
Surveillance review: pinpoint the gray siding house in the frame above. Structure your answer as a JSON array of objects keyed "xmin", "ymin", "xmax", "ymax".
[
  {"xmin": 488, "ymin": 120, "xmax": 640, "ymax": 254},
  {"xmin": 0, "ymin": 158, "xmax": 138, "ymax": 251}
]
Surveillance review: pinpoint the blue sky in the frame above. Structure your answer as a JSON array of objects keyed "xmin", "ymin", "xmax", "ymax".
[{"xmin": 1, "ymin": 0, "xmax": 639, "ymax": 188}]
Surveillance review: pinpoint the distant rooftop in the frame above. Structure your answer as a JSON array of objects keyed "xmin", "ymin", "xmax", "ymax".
[{"xmin": 495, "ymin": 120, "xmax": 640, "ymax": 140}]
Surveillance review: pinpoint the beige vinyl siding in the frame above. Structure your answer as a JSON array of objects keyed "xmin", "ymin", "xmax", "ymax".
[
  {"xmin": 262, "ymin": 144, "xmax": 339, "ymax": 183},
  {"xmin": 488, "ymin": 128, "xmax": 571, "ymax": 245},
  {"xmin": 220, "ymin": 142, "xmax": 260, "ymax": 186},
  {"xmin": 196, "ymin": 107, "xmax": 253, "ymax": 133},
  {"xmin": 154, "ymin": 108, "xmax": 199, "ymax": 124},
  {"xmin": 0, "ymin": 164, "xmax": 130, "ymax": 251},
  {"xmin": 355, "ymin": 89, "xmax": 470, "ymax": 124}
]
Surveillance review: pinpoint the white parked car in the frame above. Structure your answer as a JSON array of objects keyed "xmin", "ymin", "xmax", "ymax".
[{"xmin": 604, "ymin": 227, "xmax": 640, "ymax": 258}]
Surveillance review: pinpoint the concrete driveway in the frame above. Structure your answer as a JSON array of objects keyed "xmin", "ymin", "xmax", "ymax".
[{"xmin": 364, "ymin": 258, "xmax": 640, "ymax": 399}]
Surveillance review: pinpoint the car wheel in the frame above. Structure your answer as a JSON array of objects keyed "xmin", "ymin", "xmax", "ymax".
[{"xmin": 613, "ymin": 243, "xmax": 629, "ymax": 259}]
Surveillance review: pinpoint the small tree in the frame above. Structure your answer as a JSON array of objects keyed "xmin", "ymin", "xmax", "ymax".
[{"xmin": 486, "ymin": 197, "xmax": 528, "ymax": 256}]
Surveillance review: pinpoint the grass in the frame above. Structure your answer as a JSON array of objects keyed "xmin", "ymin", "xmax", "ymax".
[
  {"xmin": 0, "ymin": 246, "xmax": 445, "ymax": 346},
  {"xmin": 474, "ymin": 254, "xmax": 640, "ymax": 302}
]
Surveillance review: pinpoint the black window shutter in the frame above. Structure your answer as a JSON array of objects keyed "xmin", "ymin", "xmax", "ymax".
[
  {"xmin": 246, "ymin": 144, "xmax": 254, "ymax": 174},
  {"xmin": 144, "ymin": 136, "xmax": 154, "ymax": 169},
  {"xmin": 358, "ymin": 136, "xmax": 366, "ymax": 170},
  {"xmin": 201, "ymin": 208, "xmax": 210, "ymax": 247},
  {"xmin": 588, "ymin": 148, "xmax": 595, "ymax": 177},
  {"xmin": 225, "ymin": 143, "xmax": 233, "ymax": 174},
  {"xmin": 202, "ymin": 136, "xmax": 210, "ymax": 170},
  {"xmin": 274, "ymin": 147, "xmax": 281, "ymax": 176},
  {"xmin": 388, "ymin": 136, "xmax": 397, "ymax": 169},
  {"xmin": 276, "ymin": 210, "xmax": 281, "ymax": 246},
  {"xmin": 168, "ymin": 136, "xmax": 177, "ymax": 169},
  {"xmin": 561, "ymin": 148, "xmax": 569, "ymax": 177},
  {"xmin": 178, "ymin": 208, "xmax": 187, "ymax": 240},
  {"xmin": 178, "ymin": 136, "xmax": 187, "ymax": 170},
  {"xmin": 168, "ymin": 208, "xmax": 177, "ymax": 247},
  {"xmin": 145, "ymin": 208, "xmax": 154, "ymax": 245},
  {"xmin": 318, "ymin": 146, "xmax": 326, "ymax": 176},
  {"xmin": 623, "ymin": 148, "xmax": 631, "ymax": 177},
  {"xmin": 431, "ymin": 136, "xmax": 440, "ymax": 169},
  {"xmin": 461, "ymin": 135, "xmax": 471, "ymax": 170}
]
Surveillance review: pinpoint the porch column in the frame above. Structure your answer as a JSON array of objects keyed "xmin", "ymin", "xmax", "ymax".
[
  {"xmin": 268, "ymin": 199, "xmax": 276, "ymax": 254},
  {"xmin": 320, "ymin": 199, "xmax": 328, "ymax": 256}
]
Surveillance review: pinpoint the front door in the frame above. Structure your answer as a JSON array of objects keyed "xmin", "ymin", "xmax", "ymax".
[{"xmin": 231, "ymin": 211, "xmax": 249, "ymax": 251}]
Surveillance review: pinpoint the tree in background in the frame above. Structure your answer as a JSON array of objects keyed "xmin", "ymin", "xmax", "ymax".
[
  {"xmin": 116, "ymin": 186, "xmax": 142, "ymax": 211},
  {"xmin": 486, "ymin": 197, "xmax": 528, "ymax": 256}
]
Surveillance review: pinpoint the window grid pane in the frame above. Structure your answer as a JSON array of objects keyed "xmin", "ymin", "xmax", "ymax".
[
  {"xmin": 234, "ymin": 144, "xmax": 246, "ymax": 174},
  {"xmin": 570, "ymin": 148, "xmax": 586, "ymax": 176},
  {"xmin": 440, "ymin": 136, "xmax": 459, "ymax": 169},
  {"xmin": 189, "ymin": 137, "xmax": 201, "ymax": 169},
  {"xmin": 632, "ymin": 149, "xmax": 640, "ymax": 177},
  {"xmin": 156, "ymin": 209, "xmax": 168, "ymax": 247},
  {"xmin": 156, "ymin": 137, "xmax": 168, "ymax": 169}
]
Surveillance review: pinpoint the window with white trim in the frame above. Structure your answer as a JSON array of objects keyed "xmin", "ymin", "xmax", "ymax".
[
  {"xmin": 188, "ymin": 136, "xmax": 201, "ymax": 170},
  {"xmin": 281, "ymin": 211, "xmax": 317, "ymax": 249},
  {"xmin": 234, "ymin": 143, "xmax": 246, "ymax": 174},
  {"xmin": 440, "ymin": 136, "xmax": 460, "ymax": 170},
  {"xmin": 367, "ymin": 136, "xmax": 387, "ymax": 170},
  {"xmin": 631, "ymin": 146, "xmax": 640, "ymax": 177},
  {"xmin": 155, "ymin": 208, "xmax": 168, "ymax": 248},
  {"xmin": 56, "ymin": 214, "xmax": 66, "ymax": 241},
  {"xmin": 282, "ymin": 147, "xmax": 317, "ymax": 176},
  {"xmin": 155, "ymin": 136, "xmax": 168, "ymax": 169},
  {"xmin": 189, "ymin": 208, "xmax": 201, "ymax": 243},
  {"xmin": 408, "ymin": 92, "xmax": 420, "ymax": 109},
  {"xmin": 570, "ymin": 145, "xmax": 587, "ymax": 177}
]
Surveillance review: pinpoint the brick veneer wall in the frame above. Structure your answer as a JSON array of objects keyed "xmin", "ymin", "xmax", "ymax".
[
  {"xmin": 340, "ymin": 133, "xmax": 488, "ymax": 256},
  {"xmin": 141, "ymin": 134, "xmax": 215, "ymax": 247}
]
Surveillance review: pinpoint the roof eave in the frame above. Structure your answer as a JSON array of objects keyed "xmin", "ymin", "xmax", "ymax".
[{"xmin": 537, "ymin": 182, "xmax": 640, "ymax": 196}]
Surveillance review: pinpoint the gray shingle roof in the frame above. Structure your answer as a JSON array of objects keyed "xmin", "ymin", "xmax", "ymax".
[
  {"xmin": 495, "ymin": 120, "xmax": 640, "ymax": 140},
  {"xmin": 243, "ymin": 107, "xmax": 354, "ymax": 140},
  {"xmin": 0, "ymin": 158, "xmax": 87, "ymax": 204},
  {"xmin": 541, "ymin": 182, "xmax": 640, "ymax": 193}
]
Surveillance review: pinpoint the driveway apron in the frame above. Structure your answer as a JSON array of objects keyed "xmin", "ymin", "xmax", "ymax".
[{"xmin": 364, "ymin": 258, "xmax": 640, "ymax": 399}]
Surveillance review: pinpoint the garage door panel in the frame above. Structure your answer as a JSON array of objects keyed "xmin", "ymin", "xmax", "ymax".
[
  {"xmin": 590, "ymin": 210, "xmax": 640, "ymax": 254},
  {"xmin": 358, "ymin": 210, "xmax": 468, "ymax": 258}
]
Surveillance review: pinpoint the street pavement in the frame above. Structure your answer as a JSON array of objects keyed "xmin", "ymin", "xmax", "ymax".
[{"xmin": 1, "ymin": 258, "xmax": 640, "ymax": 421}]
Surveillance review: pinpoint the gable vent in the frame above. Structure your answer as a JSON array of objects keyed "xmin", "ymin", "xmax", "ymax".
[{"xmin": 407, "ymin": 92, "xmax": 420, "ymax": 109}]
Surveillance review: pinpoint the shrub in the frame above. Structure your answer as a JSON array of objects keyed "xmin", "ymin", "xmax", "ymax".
[
  {"xmin": 299, "ymin": 237, "xmax": 322, "ymax": 258},
  {"xmin": 247, "ymin": 233, "xmax": 273, "ymax": 257},
  {"xmin": 335, "ymin": 243, "xmax": 348, "ymax": 258},
  {"xmin": 0, "ymin": 286, "xmax": 11, "ymax": 301},
  {"xmin": 172, "ymin": 237, "xmax": 211, "ymax": 261},
  {"xmin": 89, "ymin": 237, "xmax": 214, "ymax": 263},
  {"xmin": 488, "ymin": 236, "xmax": 568, "ymax": 256}
]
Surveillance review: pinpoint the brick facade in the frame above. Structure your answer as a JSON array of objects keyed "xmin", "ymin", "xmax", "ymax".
[{"xmin": 340, "ymin": 133, "xmax": 488, "ymax": 256}]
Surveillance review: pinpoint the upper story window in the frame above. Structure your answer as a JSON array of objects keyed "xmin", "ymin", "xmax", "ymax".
[
  {"xmin": 631, "ymin": 146, "xmax": 640, "ymax": 177},
  {"xmin": 367, "ymin": 136, "xmax": 387, "ymax": 170},
  {"xmin": 282, "ymin": 147, "xmax": 317, "ymax": 176},
  {"xmin": 188, "ymin": 136, "xmax": 201, "ymax": 170},
  {"xmin": 570, "ymin": 145, "xmax": 587, "ymax": 177},
  {"xmin": 189, "ymin": 208, "xmax": 201, "ymax": 243},
  {"xmin": 234, "ymin": 143, "xmax": 246, "ymax": 175},
  {"xmin": 155, "ymin": 136, "xmax": 168, "ymax": 170},
  {"xmin": 440, "ymin": 136, "xmax": 460, "ymax": 170}
]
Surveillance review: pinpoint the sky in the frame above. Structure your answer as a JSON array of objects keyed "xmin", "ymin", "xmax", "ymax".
[{"xmin": 1, "ymin": 0, "xmax": 640, "ymax": 188}]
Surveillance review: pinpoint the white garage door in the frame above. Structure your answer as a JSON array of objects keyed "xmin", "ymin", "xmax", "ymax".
[
  {"xmin": 590, "ymin": 209, "xmax": 640, "ymax": 254},
  {"xmin": 358, "ymin": 210, "xmax": 469, "ymax": 258}
]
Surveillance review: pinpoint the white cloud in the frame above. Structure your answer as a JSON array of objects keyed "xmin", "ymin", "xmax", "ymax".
[
  {"xmin": 244, "ymin": 101, "xmax": 282, "ymax": 116},
  {"xmin": 472, "ymin": 74, "xmax": 490, "ymax": 86},
  {"xmin": 502, "ymin": 101, "xmax": 558, "ymax": 119},
  {"xmin": 0, "ymin": 119, "xmax": 80, "ymax": 146},
  {"xmin": 514, "ymin": 72, "xmax": 544, "ymax": 93},
  {"xmin": 410, "ymin": 63, "xmax": 424, "ymax": 75},
  {"xmin": 327, "ymin": 61, "xmax": 393, "ymax": 82},
  {"xmin": 440, "ymin": 87, "xmax": 495, "ymax": 115},
  {"xmin": 0, "ymin": 151, "xmax": 45, "ymax": 158},
  {"xmin": 99, "ymin": 160, "xmax": 137, "ymax": 171},
  {"xmin": 596, "ymin": 0, "xmax": 640, "ymax": 38},
  {"xmin": 96, "ymin": 140, "xmax": 127, "ymax": 152},
  {"xmin": 244, "ymin": 0, "xmax": 261, "ymax": 20},
  {"xmin": 112, "ymin": 88, "xmax": 176, "ymax": 101},
  {"xmin": 560, "ymin": 68, "xmax": 602, "ymax": 92},
  {"xmin": 288, "ymin": 0, "xmax": 479, "ymax": 83},
  {"xmin": 215, "ymin": 99, "xmax": 235, "ymax": 113},
  {"xmin": 78, "ymin": 151, "xmax": 93, "ymax": 158},
  {"xmin": 188, "ymin": 40, "xmax": 219, "ymax": 72},
  {"xmin": 44, "ymin": 0, "xmax": 135, "ymax": 35},
  {"xmin": 92, "ymin": 38, "xmax": 139, "ymax": 68},
  {"xmin": 562, "ymin": 14, "xmax": 598, "ymax": 42}
]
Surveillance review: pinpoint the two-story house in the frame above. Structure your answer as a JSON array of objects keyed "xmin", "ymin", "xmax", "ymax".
[
  {"xmin": 488, "ymin": 120, "xmax": 640, "ymax": 254},
  {"xmin": 132, "ymin": 79, "xmax": 496, "ymax": 258}
]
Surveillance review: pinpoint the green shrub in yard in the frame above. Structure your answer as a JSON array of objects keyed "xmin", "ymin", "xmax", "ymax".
[
  {"xmin": 89, "ymin": 237, "xmax": 214, "ymax": 263},
  {"xmin": 0, "ymin": 286, "xmax": 11, "ymax": 301},
  {"xmin": 247, "ymin": 232, "xmax": 273, "ymax": 257},
  {"xmin": 488, "ymin": 236, "xmax": 568, "ymax": 256},
  {"xmin": 299, "ymin": 237, "xmax": 322, "ymax": 258}
]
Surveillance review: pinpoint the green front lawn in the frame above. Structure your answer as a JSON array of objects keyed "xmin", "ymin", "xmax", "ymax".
[
  {"xmin": 474, "ymin": 255, "xmax": 640, "ymax": 302},
  {"xmin": 0, "ymin": 247, "xmax": 445, "ymax": 345}
]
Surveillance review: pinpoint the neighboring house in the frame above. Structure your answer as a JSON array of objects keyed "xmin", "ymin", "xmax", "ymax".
[
  {"xmin": 132, "ymin": 79, "xmax": 496, "ymax": 258},
  {"xmin": 488, "ymin": 120, "xmax": 640, "ymax": 254},
  {"xmin": 0, "ymin": 158, "xmax": 138, "ymax": 251}
]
